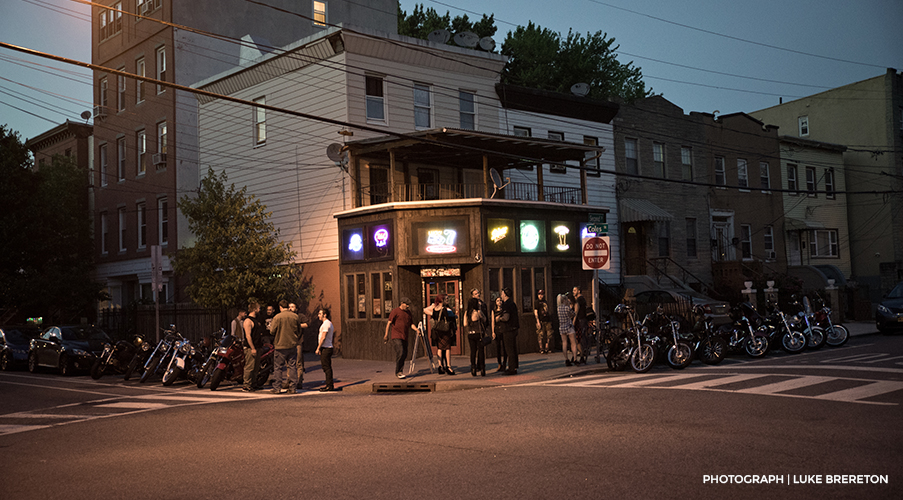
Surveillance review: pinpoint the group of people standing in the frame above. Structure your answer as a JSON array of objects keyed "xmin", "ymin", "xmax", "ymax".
[{"xmin": 230, "ymin": 300, "xmax": 336, "ymax": 393}]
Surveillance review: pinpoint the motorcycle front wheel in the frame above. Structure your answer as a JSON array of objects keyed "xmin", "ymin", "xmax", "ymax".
[
  {"xmin": 629, "ymin": 342, "xmax": 657, "ymax": 373},
  {"xmin": 805, "ymin": 326, "xmax": 826, "ymax": 350},
  {"xmin": 123, "ymin": 354, "xmax": 142, "ymax": 381},
  {"xmin": 90, "ymin": 359, "xmax": 106, "ymax": 380},
  {"xmin": 196, "ymin": 359, "xmax": 215, "ymax": 389},
  {"xmin": 744, "ymin": 336, "xmax": 769, "ymax": 358},
  {"xmin": 139, "ymin": 357, "xmax": 160, "ymax": 383},
  {"xmin": 825, "ymin": 325, "xmax": 849, "ymax": 347},
  {"xmin": 781, "ymin": 330, "xmax": 807, "ymax": 354},
  {"xmin": 162, "ymin": 365, "xmax": 182, "ymax": 386},
  {"xmin": 209, "ymin": 367, "xmax": 226, "ymax": 391},
  {"xmin": 697, "ymin": 337, "xmax": 726, "ymax": 365},
  {"xmin": 666, "ymin": 341, "xmax": 694, "ymax": 369}
]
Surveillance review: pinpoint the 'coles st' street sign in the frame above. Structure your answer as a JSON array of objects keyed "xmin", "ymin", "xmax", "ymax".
[{"xmin": 582, "ymin": 236, "xmax": 611, "ymax": 270}]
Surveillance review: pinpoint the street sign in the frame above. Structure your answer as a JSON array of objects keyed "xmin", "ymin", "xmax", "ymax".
[
  {"xmin": 588, "ymin": 213, "xmax": 606, "ymax": 223},
  {"xmin": 585, "ymin": 224, "xmax": 608, "ymax": 234},
  {"xmin": 582, "ymin": 236, "xmax": 611, "ymax": 270},
  {"xmin": 151, "ymin": 245, "xmax": 163, "ymax": 292}
]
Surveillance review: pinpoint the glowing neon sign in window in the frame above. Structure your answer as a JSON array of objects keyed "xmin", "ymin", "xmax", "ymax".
[
  {"xmin": 519, "ymin": 220, "xmax": 545, "ymax": 252},
  {"xmin": 348, "ymin": 233, "xmax": 363, "ymax": 252},
  {"xmin": 426, "ymin": 229, "xmax": 457, "ymax": 254},
  {"xmin": 342, "ymin": 228, "xmax": 365, "ymax": 261},
  {"xmin": 490, "ymin": 226, "xmax": 508, "ymax": 243},
  {"xmin": 554, "ymin": 225, "xmax": 570, "ymax": 251},
  {"xmin": 374, "ymin": 228, "xmax": 389, "ymax": 247}
]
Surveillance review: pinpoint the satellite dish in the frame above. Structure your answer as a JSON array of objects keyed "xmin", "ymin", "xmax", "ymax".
[
  {"xmin": 326, "ymin": 143, "xmax": 347, "ymax": 164},
  {"xmin": 80, "ymin": 110, "xmax": 92, "ymax": 121},
  {"xmin": 489, "ymin": 168, "xmax": 510, "ymax": 199},
  {"xmin": 453, "ymin": 31, "xmax": 479, "ymax": 48},
  {"xmin": 570, "ymin": 82, "xmax": 590, "ymax": 97},
  {"xmin": 478, "ymin": 36, "xmax": 496, "ymax": 51},
  {"xmin": 427, "ymin": 29, "xmax": 451, "ymax": 44}
]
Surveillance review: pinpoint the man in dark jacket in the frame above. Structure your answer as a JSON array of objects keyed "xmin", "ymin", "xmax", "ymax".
[{"xmin": 499, "ymin": 287, "xmax": 519, "ymax": 375}]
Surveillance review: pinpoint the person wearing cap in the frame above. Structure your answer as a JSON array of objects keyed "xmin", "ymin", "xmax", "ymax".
[
  {"xmin": 384, "ymin": 297, "xmax": 418, "ymax": 379},
  {"xmin": 533, "ymin": 289, "xmax": 553, "ymax": 354}
]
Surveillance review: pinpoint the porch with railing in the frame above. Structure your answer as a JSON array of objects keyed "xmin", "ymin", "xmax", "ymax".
[{"xmin": 367, "ymin": 182, "xmax": 584, "ymax": 205}]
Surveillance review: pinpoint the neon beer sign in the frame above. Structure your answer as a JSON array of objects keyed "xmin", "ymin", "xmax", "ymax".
[{"xmin": 426, "ymin": 229, "xmax": 458, "ymax": 254}]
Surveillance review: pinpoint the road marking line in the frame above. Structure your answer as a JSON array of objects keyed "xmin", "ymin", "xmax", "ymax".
[
  {"xmin": 0, "ymin": 424, "xmax": 48, "ymax": 435},
  {"xmin": 666, "ymin": 373, "xmax": 771, "ymax": 390},
  {"xmin": 735, "ymin": 376, "xmax": 835, "ymax": 395},
  {"xmin": 95, "ymin": 402, "xmax": 171, "ymax": 409},
  {"xmin": 606, "ymin": 373, "xmax": 711, "ymax": 387},
  {"xmin": 2, "ymin": 413, "xmax": 90, "ymax": 419},
  {"xmin": 821, "ymin": 353, "xmax": 887, "ymax": 363},
  {"xmin": 863, "ymin": 356, "xmax": 903, "ymax": 364},
  {"xmin": 813, "ymin": 381, "xmax": 903, "ymax": 402}
]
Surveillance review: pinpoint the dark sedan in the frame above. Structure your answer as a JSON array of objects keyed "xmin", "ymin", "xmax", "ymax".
[
  {"xmin": 28, "ymin": 325, "xmax": 112, "ymax": 375},
  {"xmin": 876, "ymin": 281, "xmax": 903, "ymax": 333},
  {"xmin": 1, "ymin": 325, "xmax": 42, "ymax": 370}
]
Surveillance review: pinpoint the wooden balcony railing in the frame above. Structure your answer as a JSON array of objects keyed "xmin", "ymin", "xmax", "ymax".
[{"xmin": 365, "ymin": 183, "xmax": 583, "ymax": 205}]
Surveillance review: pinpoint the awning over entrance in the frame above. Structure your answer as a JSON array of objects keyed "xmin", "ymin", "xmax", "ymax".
[
  {"xmin": 619, "ymin": 198, "xmax": 673, "ymax": 223},
  {"xmin": 785, "ymin": 218, "xmax": 825, "ymax": 231}
]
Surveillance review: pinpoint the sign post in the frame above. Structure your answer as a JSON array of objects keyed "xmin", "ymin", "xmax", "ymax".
[{"xmin": 151, "ymin": 245, "xmax": 162, "ymax": 342}]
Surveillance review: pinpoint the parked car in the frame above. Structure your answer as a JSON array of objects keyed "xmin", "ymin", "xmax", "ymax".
[
  {"xmin": 1, "ymin": 325, "xmax": 42, "ymax": 370},
  {"xmin": 876, "ymin": 281, "xmax": 903, "ymax": 333},
  {"xmin": 28, "ymin": 325, "xmax": 112, "ymax": 375},
  {"xmin": 634, "ymin": 289, "xmax": 731, "ymax": 324}
]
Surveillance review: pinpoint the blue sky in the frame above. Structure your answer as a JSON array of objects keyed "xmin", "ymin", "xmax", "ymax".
[{"xmin": 2, "ymin": 0, "xmax": 901, "ymax": 141}]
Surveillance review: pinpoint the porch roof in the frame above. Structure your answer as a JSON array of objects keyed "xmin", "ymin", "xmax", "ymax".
[{"xmin": 619, "ymin": 198, "xmax": 673, "ymax": 222}]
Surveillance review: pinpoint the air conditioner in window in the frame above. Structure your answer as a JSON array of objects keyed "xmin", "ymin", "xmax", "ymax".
[
  {"xmin": 152, "ymin": 153, "xmax": 167, "ymax": 166},
  {"xmin": 93, "ymin": 105, "xmax": 108, "ymax": 119},
  {"xmin": 140, "ymin": 1, "xmax": 151, "ymax": 15}
]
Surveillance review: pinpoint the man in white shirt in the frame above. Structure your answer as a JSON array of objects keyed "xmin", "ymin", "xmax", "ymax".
[{"xmin": 315, "ymin": 308, "xmax": 335, "ymax": 392}]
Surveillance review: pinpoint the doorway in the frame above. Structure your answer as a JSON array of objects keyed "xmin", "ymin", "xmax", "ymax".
[
  {"xmin": 423, "ymin": 278, "xmax": 462, "ymax": 355},
  {"xmin": 624, "ymin": 223, "xmax": 647, "ymax": 275}
]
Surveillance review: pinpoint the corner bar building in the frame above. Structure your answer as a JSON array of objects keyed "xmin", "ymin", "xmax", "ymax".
[{"xmin": 335, "ymin": 129, "xmax": 611, "ymax": 361}]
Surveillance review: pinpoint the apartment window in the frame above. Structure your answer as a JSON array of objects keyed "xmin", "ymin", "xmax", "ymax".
[
  {"xmin": 799, "ymin": 116, "xmax": 809, "ymax": 136},
  {"xmin": 656, "ymin": 221, "xmax": 670, "ymax": 257},
  {"xmin": 459, "ymin": 90, "xmax": 475, "ymax": 130},
  {"xmin": 737, "ymin": 159, "xmax": 749, "ymax": 189},
  {"xmin": 787, "ymin": 164, "xmax": 798, "ymax": 194},
  {"xmin": 313, "ymin": 1, "xmax": 327, "ymax": 27},
  {"xmin": 118, "ymin": 207, "xmax": 127, "ymax": 252},
  {"xmin": 137, "ymin": 130, "xmax": 146, "ymax": 175},
  {"xmin": 681, "ymin": 146, "xmax": 692, "ymax": 180},
  {"xmin": 100, "ymin": 78, "xmax": 108, "ymax": 109},
  {"xmin": 253, "ymin": 97, "xmax": 266, "ymax": 145},
  {"xmin": 365, "ymin": 75, "xmax": 385, "ymax": 122},
  {"xmin": 101, "ymin": 212, "xmax": 109, "ymax": 255},
  {"xmin": 413, "ymin": 83, "xmax": 431, "ymax": 129},
  {"xmin": 117, "ymin": 71, "xmax": 125, "ymax": 112},
  {"xmin": 137, "ymin": 202, "xmax": 147, "ymax": 249},
  {"xmin": 740, "ymin": 224, "xmax": 752, "ymax": 260},
  {"xmin": 513, "ymin": 126, "xmax": 530, "ymax": 137},
  {"xmin": 653, "ymin": 143, "xmax": 665, "ymax": 178},
  {"xmin": 624, "ymin": 138, "xmax": 638, "ymax": 175},
  {"xmin": 370, "ymin": 271, "xmax": 393, "ymax": 319},
  {"xmin": 117, "ymin": 137, "xmax": 126, "ymax": 181},
  {"xmin": 809, "ymin": 229, "xmax": 838, "ymax": 257},
  {"xmin": 686, "ymin": 217, "xmax": 697, "ymax": 258},
  {"xmin": 157, "ymin": 121, "xmax": 167, "ymax": 154},
  {"xmin": 764, "ymin": 225, "xmax": 775, "ymax": 260},
  {"xmin": 99, "ymin": 3, "xmax": 122, "ymax": 40},
  {"xmin": 714, "ymin": 157, "xmax": 726, "ymax": 186},
  {"xmin": 99, "ymin": 144, "xmax": 108, "ymax": 187},
  {"xmin": 760, "ymin": 162, "xmax": 770, "ymax": 191},
  {"xmin": 584, "ymin": 136, "xmax": 600, "ymax": 177},
  {"xmin": 346, "ymin": 274, "xmax": 366, "ymax": 319},
  {"xmin": 806, "ymin": 166, "xmax": 817, "ymax": 197},
  {"xmin": 158, "ymin": 197, "xmax": 168, "ymax": 245},
  {"xmin": 825, "ymin": 168, "xmax": 836, "ymax": 199},
  {"xmin": 548, "ymin": 132, "xmax": 566, "ymax": 174},
  {"xmin": 155, "ymin": 46, "xmax": 166, "ymax": 94},
  {"xmin": 136, "ymin": 57, "xmax": 145, "ymax": 103}
]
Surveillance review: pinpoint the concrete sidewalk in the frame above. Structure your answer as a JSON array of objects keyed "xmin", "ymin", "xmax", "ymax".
[{"xmin": 301, "ymin": 320, "xmax": 880, "ymax": 394}]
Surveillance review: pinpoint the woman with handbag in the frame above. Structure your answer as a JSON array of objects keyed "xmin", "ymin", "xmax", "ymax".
[
  {"xmin": 464, "ymin": 289, "xmax": 489, "ymax": 377},
  {"xmin": 426, "ymin": 294, "xmax": 457, "ymax": 375}
]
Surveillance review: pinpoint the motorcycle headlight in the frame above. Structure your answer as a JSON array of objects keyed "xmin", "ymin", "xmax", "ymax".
[
  {"xmin": 103, "ymin": 343, "xmax": 113, "ymax": 351},
  {"xmin": 179, "ymin": 342, "xmax": 191, "ymax": 354},
  {"xmin": 141, "ymin": 341, "xmax": 152, "ymax": 351},
  {"xmin": 641, "ymin": 326, "xmax": 649, "ymax": 335},
  {"xmin": 216, "ymin": 346, "xmax": 229, "ymax": 356}
]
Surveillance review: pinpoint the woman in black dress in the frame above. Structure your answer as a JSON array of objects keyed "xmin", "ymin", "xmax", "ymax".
[
  {"xmin": 464, "ymin": 289, "xmax": 488, "ymax": 376},
  {"xmin": 426, "ymin": 294, "xmax": 457, "ymax": 375}
]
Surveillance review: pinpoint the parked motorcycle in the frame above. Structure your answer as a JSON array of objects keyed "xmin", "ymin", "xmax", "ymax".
[
  {"xmin": 161, "ymin": 333, "xmax": 201, "ymax": 386},
  {"xmin": 608, "ymin": 304, "xmax": 657, "ymax": 373},
  {"xmin": 642, "ymin": 307, "xmax": 694, "ymax": 369},
  {"xmin": 123, "ymin": 334, "xmax": 154, "ymax": 381},
  {"xmin": 788, "ymin": 296, "xmax": 826, "ymax": 350},
  {"xmin": 763, "ymin": 301, "xmax": 807, "ymax": 354},
  {"xmin": 810, "ymin": 294, "xmax": 850, "ymax": 347},
  {"xmin": 139, "ymin": 326, "xmax": 180, "ymax": 383},
  {"xmin": 690, "ymin": 305, "xmax": 727, "ymax": 365},
  {"xmin": 721, "ymin": 302, "xmax": 770, "ymax": 358},
  {"xmin": 205, "ymin": 332, "xmax": 275, "ymax": 390},
  {"xmin": 90, "ymin": 335, "xmax": 139, "ymax": 380}
]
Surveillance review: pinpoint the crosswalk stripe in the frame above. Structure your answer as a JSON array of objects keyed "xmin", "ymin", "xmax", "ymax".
[
  {"xmin": 95, "ymin": 402, "xmax": 171, "ymax": 409},
  {"xmin": 606, "ymin": 373, "xmax": 710, "ymax": 388},
  {"xmin": 666, "ymin": 374, "xmax": 771, "ymax": 390},
  {"xmin": 735, "ymin": 376, "xmax": 835, "ymax": 395},
  {"xmin": 813, "ymin": 381, "xmax": 903, "ymax": 403},
  {"xmin": 821, "ymin": 353, "xmax": 888, "ymax": 363}
]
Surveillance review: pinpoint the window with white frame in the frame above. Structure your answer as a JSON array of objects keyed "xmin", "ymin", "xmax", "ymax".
[
  {"xmin": 825, "ymin": 168, "xmax": 835, "ymax": 199},
  {"xmin": 313, "ymin": 1, "xmax": 327, "ymax": 27},
  {"xmin": 787, "ymin": 164, "xmax": 798, "ymax": 194},
  {"xmin": 253, "ymin": 97, "xmax": 266, "ymax": 145},
  {"xmin": 459, "ymin": 90, "xmax": 475, "ymax": 129},
  {"xmin": 760, "ymin": 162, "xmax": 770, "ymax": 190},
  {"xmin": 548, "ymin": 131, "xmax": 566, "ymax": 173},
  {"xmin": 100, "ymin": 78, "xmax": 108, "ymax": 109},
  {"xmin": 686, "ymin": 217, "xmax": 697, "ymax": 258},
  {"xmin": 136, "ymin": 57, "xmax": 145, "ymax": 103},
  {"xmin": 714, "ymin": 156, "xmax": 726, "ymax": 185},
  {"xmin": 155, "ymin": 46, "xmax": 166, "ymax": 94},
  {"xmin": 681, "ymin": 146, "xmax": 692, "ymax": 180},
  {"xmin": 653, "ymin": 143, "xmax": 665, "ymax": 178},
  {"xmin": 99, "ymin": 3, "xmax": 122, "ymax": 40},
  {"xmin": 584, "ymin": 136, "xmax": 600, "ymax": 177},
  {"xmin": 809, "ymin": 229, "xmax": 838, "ymax": 257},
  {"xmin": 157, "ymin": 121, "xmax": 167, "ymax": 154},
  {"xmin": 137, "ymin": 202, "xmax": 147, "ymax": 249},
  {"xmin": 806, "ymin": 166, "xmax": 817, "ymax": 197},
  {"xmin": 99, "ymin": 144, "xmax": 108, "ymax": 188},
  {"xmin": 513, "ymin": 126, "xmax": 530, "ymax": 137},
  {"xmin": 764, "ymin": 225, "xmax": 775, "ymax": 259},
  {"xmin": 117, "ymin": 70, "xmax": 125, "ymax": 112},
  {"xmin": 118, "ymin": 207, "xmax": 127, "ymax": 252},
  {"xmin": 158, "ymin": 197, "xmax": 168, "ymax": 245},
  {"xmin": 137, "ymin": 130, "xmax": 146, "ymax": 175},
  {"xmin": 117, "ymin": 137, "xmax": 126, "ymax": 181},
  {"xmin": 737, "ymin": 159, "xmax": 748, "ymax": 189},
  {"xmin": 365, "ymin": 75, "xmax": 385, "ymax": 122},
  {"xmin": 799, "ymin": 116, "xmax": 809, "ymax": 136},
  {"xmin": 413, "ymin": 83, "xmax": 431, "ymax": 129},
  {"xmin": 740, "ymin": 224, "xmax": 752, "ymax": 259},
  {"xmin": 101, "ymin": 211, "xmax": 109, "ymax": 255},
  {"xmin": 624, "ymin": 138, "xmax": 638, "ymax": 174}
]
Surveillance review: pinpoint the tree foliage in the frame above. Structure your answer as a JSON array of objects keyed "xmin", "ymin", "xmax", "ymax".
[
  {"xmin": 0, "ymin": 125, "xmax": 106, "ymax": 322},
  {"xmin": 172, "ymin": 168, "xmax": 312, "ymax": 310},
  {"xmin": 397, "ymin": 2, "xmax": 497, "ymax": 43},
  {"xmin": 501, "ymin": 22, "xmax": 651, "ymax": 102}
]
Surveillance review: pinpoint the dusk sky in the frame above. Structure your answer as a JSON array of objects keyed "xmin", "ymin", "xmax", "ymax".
[{"xmin": 2, "ymin": 0, "xmax": 900, "ymax": 142}]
